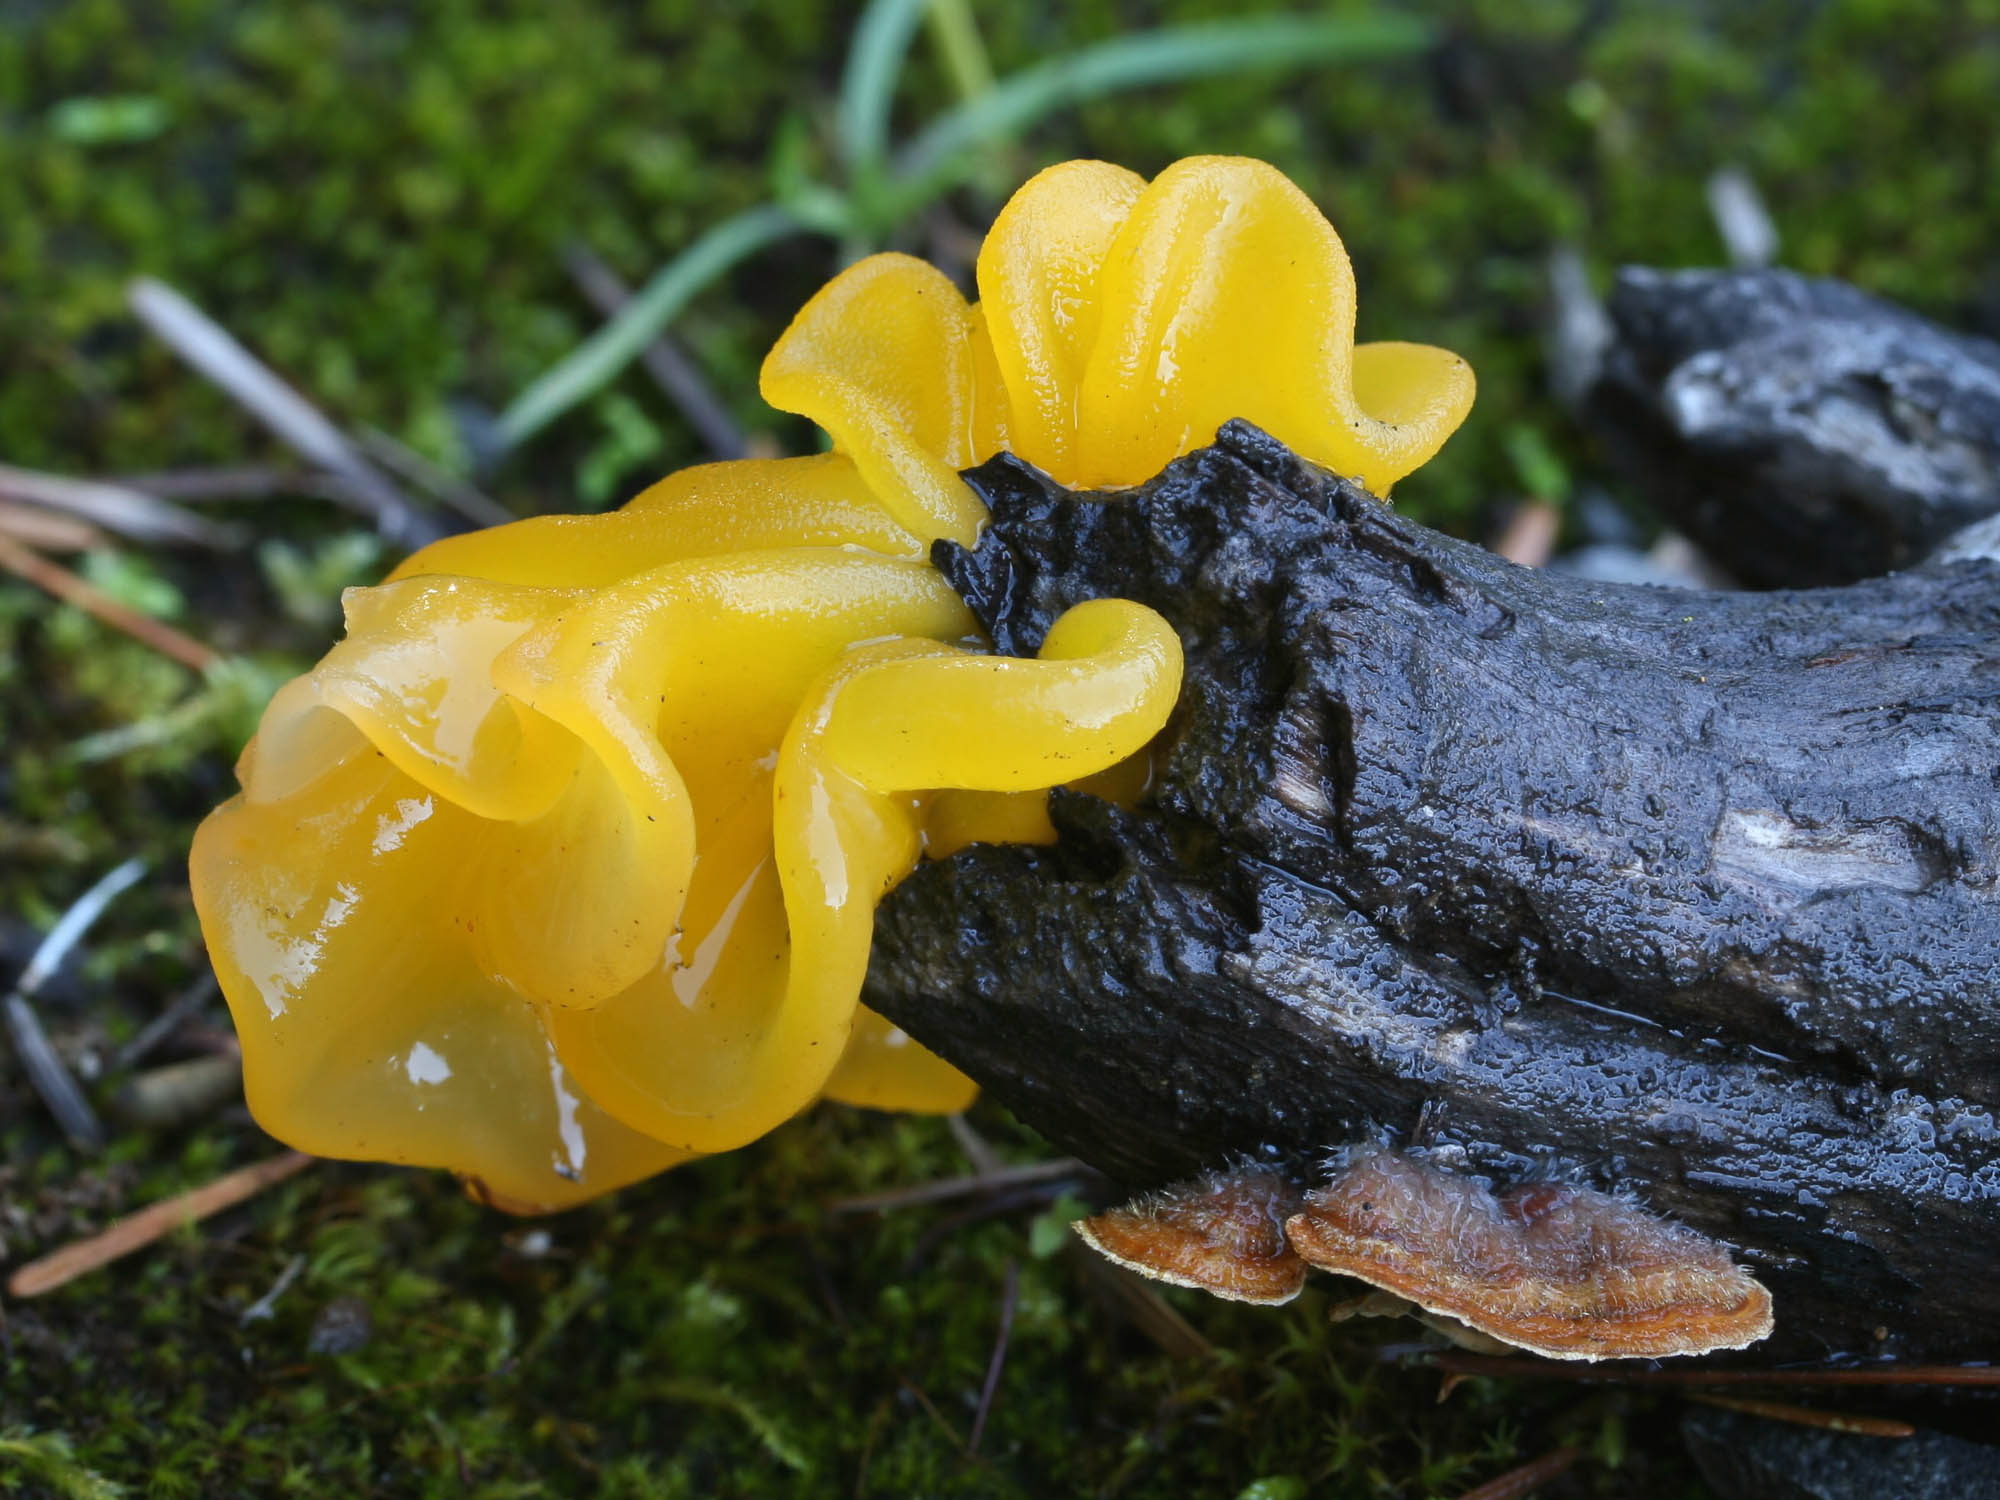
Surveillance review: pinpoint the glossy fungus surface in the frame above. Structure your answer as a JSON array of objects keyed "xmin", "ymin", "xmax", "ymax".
[
  {"xmin": 191, "ymin": 155, "xmax": 1473, "ymax": 1210},
  {"xmin": 1283, "ymin": 1149, "xmax": 1774, "ymax": 1361},
  {"xmin": 762, "ymin": 155, "xmax": 1475, "ymax": 529},
  {"xmin": 1075, "ymin": 1164, "xmax": 1307, "ymax": 1305},
  {"xmin": 192, "ymin": 485, "xmax": 1178, "ymax": 1208}
]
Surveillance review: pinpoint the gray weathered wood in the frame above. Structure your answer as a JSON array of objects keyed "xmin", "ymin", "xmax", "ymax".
[{"xmin": 1584, "ymin": 266, "xmax": 2000, "ymax": 586}]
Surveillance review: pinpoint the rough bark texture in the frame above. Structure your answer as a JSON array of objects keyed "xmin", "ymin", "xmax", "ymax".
[
  {"xmin": 1584, "ymin": 266, "xmax": 2000, "ymax": 587},
  {"xmin": 861, "ymin": 421, "xmax": 2000, "ymax": 1364}
]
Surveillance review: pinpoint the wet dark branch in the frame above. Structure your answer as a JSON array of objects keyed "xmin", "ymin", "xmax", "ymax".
[
  {"xmin": 862, "ymin": 422, "xmax": 2000, "ymax": 1363},
  {"xmin": 1583, "ymin": 267, "xmax": 2000, "ymax": 586}
]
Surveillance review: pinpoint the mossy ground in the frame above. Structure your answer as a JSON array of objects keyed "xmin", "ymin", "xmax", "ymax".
[
  {"xmin": 3, "ymin": 1, "xmax": 1996, "ymax": 1494},
  {"xmin": 7, "ymin": 1107, "xmax": 1669, "ymax": 1498}
]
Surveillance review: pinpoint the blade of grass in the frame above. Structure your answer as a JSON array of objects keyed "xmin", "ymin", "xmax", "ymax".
[
  {"xmin": 925, "ymin": 0, "xmax": 994, "ymax": 103},
  {"xmin": 495, "ymin": 203, "xmax": 800, "ymax": 451},
  {"xmin": 838, "ymin": 0, "xmax": 933, "ymax": 172},
  {"xmin": 892, "ymin": 14, "xmax": 1434, "ymax": 206}
]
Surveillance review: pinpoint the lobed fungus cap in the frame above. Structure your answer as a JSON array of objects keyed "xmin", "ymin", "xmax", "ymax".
[{"xmin": 761, "ymin": 154, "xmax": 1476, "ymax": 547}]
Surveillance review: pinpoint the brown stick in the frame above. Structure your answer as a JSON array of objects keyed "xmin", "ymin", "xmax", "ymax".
[
  {"xmin": 6, "ymin": 1150, "xmax": 313, "ymax": 1298},
  {"xmin": 0, "ymin": 531, "xmax": 218, "ymax": 672},
  {"xmin": 0, "ymin": 500, "xmax": 106, "ymax": 552},
  {"xmin": 1450, "ymin": 1444, "xmax": 1580, "ymax": 1500},
  {"xmin": 1422, "ymin": 1352, "xmax": 2000, "ymax": 1388},
  {"xmin": 1685, "ymin": 1394, "xmax": 1913, "ymax": 1438},
  {"xmin": 827, "ymin": 1158, "xmax": 1087, "ymax": 1214}
]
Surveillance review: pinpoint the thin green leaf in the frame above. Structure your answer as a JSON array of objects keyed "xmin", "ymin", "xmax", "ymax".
[
  {"xmin": 496, "ymin": 203, "xmax": 800, "ymax": 451},
  {"xmin": 893, "ymin": 14, "xmax": 1434, "ymax": 200},
  {"xmin": 836, "ymin": 0, "xmax": 932, "ymax": 173},
  {"xmin": 925, "ymin": 0, "xmax": 995, "ymax": 104}
]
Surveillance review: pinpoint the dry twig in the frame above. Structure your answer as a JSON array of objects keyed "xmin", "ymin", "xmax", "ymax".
[
  {"xmin": 1686, "ymin": 1394, "xmax": 1912, "ymax": 1439},
  {"xmin": 2, "ymin": 857, "xmax": 148, "ymax": 1150},
  {"xmin": 112, "ymin": 1052, "xmax": 244, "ymax": 1131},
  {"xmin": 111, "ymin": 971, "xmax": 220, "ymax": 1071},
  {"xmin": 1421, "ymin": 1351, "xmax": 2000, "ymax": 1388},
  {"xmin": 127, "ymin": 277, "xmax": 436, "ymax": 547},
  {"xmin": 0, "ymin": 500, "xmax": 106, "ymax": 552},
  {"xmin": 828, "ymin": 1158, "xmax": 1087, "ymax": 1214},
  {"xmin": 1072, "ymin": 1249, "xmax": 1212, "ymax": 1362},
  {"xmin": 564, "ymin": 246, "xmax": 748, "ymax": 460},
  {"xmin": 948, "ymin": 1112, "xmax": 1005, "ymax": 1176},
  {"xmin": 0, "ymin": 532, "xmax": 220, "ymax": 671},
  {"xmin": 357, "ymin": 426, "xmax": 513, "ymax": 528},
  {"xmin": 112, "ymin": 464, "xmax": 316, "ymax": 501},
  {"xmin": 6, "ymin": 1150, "xmax": 314, "ymax": 1298},
  {"xmin": 1450, "ymin": 1444, "xmax": 1580, "ymax": 1500},
  {"xmin": 239, "ymin": 1252, "xmax": 308, "ymax": 1325},
  {"xmin": 2, "ymin": 993, "xmax": 104, "ymax": 1152},
  {"xmin": 0, "ymin": 462, "xmax": 242, "ymax": 548},
  {"xmin": 968, "ymin": 1260, "xmax": 1020, "ymax": 1453},
  {"xmin": 1493, "ymin": 499, "xmax": 1560, "ymax": 568}
]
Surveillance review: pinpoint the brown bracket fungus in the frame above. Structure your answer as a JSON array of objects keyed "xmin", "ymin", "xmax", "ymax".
[
  {"xmin": 1283, "ymin": 1148, "xmax": 1774, "ymax": 1362},
  {"xmin": 1074, "ymin": 1163, "xmax": 1307, "ymax": 1306},
  {"xmin": 1075, "ymin": 1149, "xmax": 1774, "ymax": 1359}
]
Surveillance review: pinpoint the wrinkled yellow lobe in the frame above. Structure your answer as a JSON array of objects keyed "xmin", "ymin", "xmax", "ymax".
[
  {"xmin": 389, "ymin": 454, "xmax": 926, "ymax": 587},
  {"xmin": 193, "ymin": 153, "xmax": 1468, "ymax": 1210},
  {"xmin": 759, "ymin": 256, "xmax": 999, "ymax": 549},
  {"xmin": 764, "ymin": 154, "xmax": 1474, "ymax": 500},
  {"xmin": 543, "ymin": 603, "xmax": 1176, "ymax": 1153},
  {"xmin": 978, "ymin": 160, "xmax": 1148, "ymax": 476}
]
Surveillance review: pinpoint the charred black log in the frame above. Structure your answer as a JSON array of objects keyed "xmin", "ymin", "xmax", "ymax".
[
  {"xmin": 1584, "ymin": 267, "xmax": 2000, "ymax": 587},
  {"xmin": 861, "ymin": 422, "xmax": 2000, "ymax": 1363}
]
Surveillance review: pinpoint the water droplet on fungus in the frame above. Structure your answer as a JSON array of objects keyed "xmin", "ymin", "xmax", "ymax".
[
  {"xmin": 1283, "ymin": 1147, "xmax": 1773, "ymax": 1360},
  {"xmin": 1075, "ymin": 1163, "xmax": 1307, "ymax": 1305}
]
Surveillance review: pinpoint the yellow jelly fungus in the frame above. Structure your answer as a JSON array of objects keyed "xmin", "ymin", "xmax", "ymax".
[
  {"xmin": 193, "ymin": 502, "xmax": 1177, "ymax": 1207},
  {"xmin": 191, "ymin": 153, "xmax": 1471, "ymax": 1211},
  {"xmin": 762, "ymin": 154, "xmax": 1475, "ymax": 537}
]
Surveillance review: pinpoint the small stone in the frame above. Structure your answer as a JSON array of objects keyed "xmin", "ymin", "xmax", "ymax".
[{"xmin": 307, "ymin": 1295, "xmax": 373, "ymax": 1356}]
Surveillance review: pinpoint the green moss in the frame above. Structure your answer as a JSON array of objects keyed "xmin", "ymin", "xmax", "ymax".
[
  {"xmin": 4, "ymin": 1107, "xmax": 1695, "ymax": 1496},
  {"xmin": 4, "ymin": 1, "xmax": 1993, "ymax": 1493}
]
